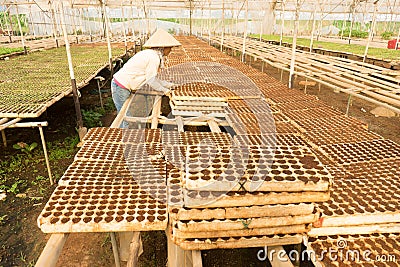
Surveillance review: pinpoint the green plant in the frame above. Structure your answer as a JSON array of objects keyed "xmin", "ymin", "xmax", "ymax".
[
  {"xmin": 0, "ymin": 214, "xmax": 7, "ymax": 225},
  {"xmin": 13, "ymin": 142, "xmax": 38, "ymax": 154},
  {"xmin": 381, "ymin": 31, "xmax": 393, "ymax": 40},
  {"xmin": 342, "ymin": 29, "xmax": 369, "ymax": 38},
  {"xmin": 82, "ymin": 109, "xmax": 103, "ymax": 128},
  {"xmin": 8, "ymin": 180, "xmax": 24, "ymax": 194}
]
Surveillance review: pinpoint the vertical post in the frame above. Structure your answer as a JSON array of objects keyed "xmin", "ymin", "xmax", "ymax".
[
  {"xmin": 346, "ymin": 95, "xmax": 352, "ymax": 116},
  {"xmin": 59, "ymin": 1, "xmax": 85, "ymax": 138},
  {"xmin": 110, "ymin": 233, "xmax": 121, "ymax": 267},
  {"xmin": 102, "ymin": 1, "xmax": 114, "ymax": 76},
  {"xmin": 71, "ymin": 9, "xmax": 78, "ymax": 44},
  {"xmin": 241, "ymin": 0, "xmax": 248, "ymax": 62},
  {"xmin": 29, "ymin": 6, "xmax": 36, "ymax": 37},
  {"xmin": 208, "ymin": 0, "xmax": 211, "ymax": 43},
  {"xmin": 121, "ymin": 5, "xmax": 128, "ymax": 53},
  {"xmin": 15, "ymin": 4, "xmax": 27, "ymax": 54},
  {"xmin": 309, "ymin": 4, "xmax": 317, "ymax": 53},
  {"xmin": 363, "ymin": 1, "xmax": 379, "ymax": 63},
  {"xmin": 259, "ymin": 14, "xmax": 263, "ymax": 41},
  {"xmin": 38, "ymin": 125, "xmax": 53, "ymax": 185},
  {"xmin": 49, "ymin": 1, "xmax": 59, "ymax": 48},
  {"xmin": 288, "ymin": 0, "xmax": 300, "ymax": 89},
  {"xmin": 395, "ymin": 24, "xmax": 400, "ymax": 50},
  {"xmin": 189, "ymin": 0, "xmax": 193, "ymax": 35},
  {"xmin": 7, "ymin": 6, "xmax": 14, "ymax": 43},
  {"xmin": 279, "ymin": 1, "xmax": 285, "ymax": 46},
  {"xmin": 220, "ymin": 0, "xmax": 225, "ymax": 51},
  {"xmin": 86, "ymin": 8, "xmax": 93, "ymax": 42},
  {"xmin": 348, "ymin": 4, "xmax": 356, "ymax": 44},
  {"xmin": 1, "ymin": 130, "xmax": 6, "ymax": 147},
  {"xmin": 130, "ymin": 2, "xmax": 135, "ymax": 37}
]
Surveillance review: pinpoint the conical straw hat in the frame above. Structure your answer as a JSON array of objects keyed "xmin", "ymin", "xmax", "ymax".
[{"xmin": 143, "ymin": 28, "xmax": 181, "ymax": 48}]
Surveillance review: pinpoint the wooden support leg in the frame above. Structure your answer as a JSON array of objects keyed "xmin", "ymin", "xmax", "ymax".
[
  {"xmin": 110, "ymin": 232, "xmax": 121, "ymax": 267},
  {"xmin": 192, "ymin": 251, "xmax": 202, "ymax": 267},
  {"xmin": 318, "ymin": 82, "xmax": 321, "ymax": 92},
  {"xmin": 35, "ymin": 234, "xmax": 69, "ymax": 267},
  {"xmin": 167, "ymin": 230, "xmax": 194, "ymax": 267},
  {"xmin": 1, "ymin": 130, "xmax": 6, "ymax": 147},
  {"xmin": 280, "ymin": 69, "xmax": 284, "ymax": 82},
  {"xmin": 304, "ymin": 78, "xmax": 308, "ymax": 94},
  {"xmin": 261, "ymin": 61, "xmax": 264, "ymax": 72},
  {"xmin": 127, "ymin": 232, "xmax": 142, "ymax": 267},
  {"xmin": 96, "ymin": 79, "xmax": 104, "ymax": 109},
  {"xmin": 151, "ymin": 95, "xmax": 162, "ymax": 129},
  {"xmin": 346, "ymin": 95, "xmax": 352, "ymax": 116},
  {"xmin": 38, "ymin": 125, "xmax": 53, "ymax": 185}
]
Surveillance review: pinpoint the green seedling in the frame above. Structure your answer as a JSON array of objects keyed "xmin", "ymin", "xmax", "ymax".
[{"xmin": 13, "ymin": 142, "xmax": 38, "ymax": 154}]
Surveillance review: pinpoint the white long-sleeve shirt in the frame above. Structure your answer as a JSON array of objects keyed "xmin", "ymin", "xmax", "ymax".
[{"xmin": 113, "ymin": 49, "xmax": 171, "ymax": 93}]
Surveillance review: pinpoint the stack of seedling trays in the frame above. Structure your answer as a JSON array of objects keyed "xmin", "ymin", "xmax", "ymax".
[
  {"xmin": 164, "ymin": 130, "xmax": 332, "ymax": 250},
  {"xmin": 37, "ymin": 127, "xmax": 168, "ymax": 233}
]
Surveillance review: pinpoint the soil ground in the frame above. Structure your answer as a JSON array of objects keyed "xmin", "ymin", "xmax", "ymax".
[{"xmin": 1, "ymin": 46, "xmax": 399, "ymax": 267}]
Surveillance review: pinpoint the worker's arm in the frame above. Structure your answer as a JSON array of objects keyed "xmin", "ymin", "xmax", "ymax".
[{"xmin": 145, "ymin": 54, "xmax": 170, "ymax": 93}]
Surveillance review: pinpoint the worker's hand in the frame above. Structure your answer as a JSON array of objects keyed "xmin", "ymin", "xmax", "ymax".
[
  {"xmin": 163, "ymin": 81, "xmax": 178, "ymax": 89},
  {"xmin": 164, "ymin": 89, "xmax": 172, "ymax": 98}
]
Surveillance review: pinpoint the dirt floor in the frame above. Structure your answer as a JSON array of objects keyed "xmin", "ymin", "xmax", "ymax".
[{"xmin": 1, "ymin": 48, "xmax": 399, "ymax": 267}]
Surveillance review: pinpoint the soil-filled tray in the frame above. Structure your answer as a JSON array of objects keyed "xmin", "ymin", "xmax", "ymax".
[
  {"xmin": 342, "ymin": 159, "xmax": 400, "ymax": 180},
  {"xmin": 168, "ymin": 203, "xmax": 315, "ymax": 221},
  {"xmin": 276, "ymin": 100, "xmax": 330, "ymax": 111},
  {"xmin": 318, "ymin": 139, "xmax": 400, "ymax": 165},
  {"xmin": 227, "ymin": 98, "xmax": 280, "ymax": 113},
  {"xmin": 283, "ymin": 107, "xmax": 342, "ymax": 122},
  {"xmin": 295, "ymin": 116, "xmax": 368, "ymax": 132},
  {"xmin": 308, "ymin": 233, "xmax": 400, "ymax": 267},
  {"xmin": 162, "ymin": 131, "xmax": 233, "ymax": 147},
  {"xmin": 233, "ymin": 134, "xmax": 308, "ymax": 147},
  {"xmin": 75, "ymin": 142, "xmax": 164, "ymax": 162},
  {"xmin": 172, "ymin": 224, "xmax": 309, "ymax": 239},
  {"xmin": 38, "ymin": 183, "xmax": 167, "ymax": 233},
  {"xmin": 226, "ymin": 112, "xmax": 275, "ymax": 126},
  {"xmin": 172, "ymin": 213, "xmax": 318, "ymax": 232},
  {"xmin": 0, "ymin": 103, "xmax": 47, "ymax": 118},
  {"xmin": 302, "ymin": 127, "xmax": 383, "ymax": 146},
  {"xmin": 58, "ymin": 160, "xmax": 166, "ymax": 187},
  {"xmin": 82, "ymin": 127, "xmax": 162, "ymax": 144},
  {"xmin": 267, "ymin": 94, "xmax": 319, "ymax": 104},
  {"xmin": 228, "ymin": 121, "xmax": 300, "ymax": 135},
  {"xmin": 181, "ymin": 132, "xmax": 233, "ymax": 146},
  {"xmin": 314, "ymin": 175, "xmax": 400, "ymax": 231},
  {"xmin": 171, "ymin": 232, "xmax": 303, "ymax": 250},
  {"xmin": 184, "ymin": 145, "xmax": 331, "ymax": 192},
  {"xmin": 183, "ymin": 190, "xmax": 330, "ymax": 208}
]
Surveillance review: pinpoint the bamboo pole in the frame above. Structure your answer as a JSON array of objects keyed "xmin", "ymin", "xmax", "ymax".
[
  {"xmin": 241, "ymin": 0, "xmax": 248, "ymax": 62},
  {"xmin": 35, "ymin": 234, "xmax": 69, "ymax": 267},
  {"xmin": 288, "ymin": 0, "xmax": 300, "ymax": 88},
  {"xmin": 15, "ymin": 3, "xmax": 27, "ymax": 54},
  {"xmin": 348, "ymin": 4, "xmax": 356, "ymax": 44},
  {"xmin": 395, "ymin": 22, "xmax": 400, "ymax": 50},
  {"xmin": 220, "ymin": 0, "xmax": 225, "ymax": 51},
  {"xmin": 121, "ymin": 5, "xmax": 128, "ymax": 53},
  {"xmin": 110, "ymin": 233, "xmax": 121, "ymax": 267},
  {"xmin": 28, "ymin": 5, "xmax": 36, "ymax": 37},
  {"xmin": 7, "ymin": 5, "xmax": 13, "ymax": 42},
  {"xmin": 59, "ymin": 1, "xmax": 85, "ymax": 137},
  {"xmin": 102, "ymin": 1, "xmax": 114, "ymax": 76},
  {"xmin": 279, "ymin": 1, "xmax": 285, "ymax": 46},
  {"xmin": 363, "ymin": 0, "xmax": 379, "ymax": 63},
  {"xmin": 49, "ymin": 1, "xmax": 59, "ymax": 48},
  {"xmin": 309, "ymin": 4, "xmax": 317, "ymax": 52}
]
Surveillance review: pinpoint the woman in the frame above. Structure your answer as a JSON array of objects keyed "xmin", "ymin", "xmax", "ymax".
[{"xmin": 111, "ymin": 28, "xmax": 181, "ymax": 113}]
